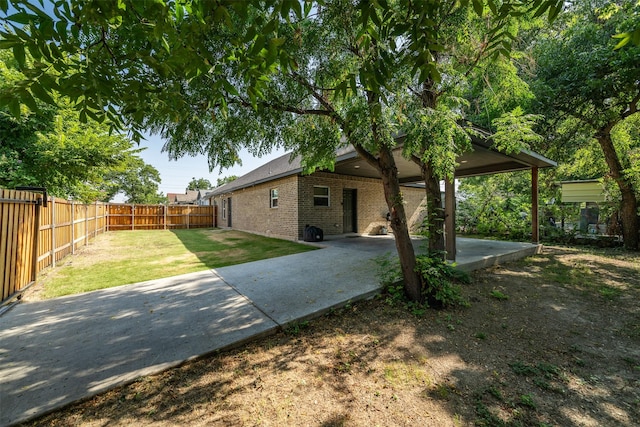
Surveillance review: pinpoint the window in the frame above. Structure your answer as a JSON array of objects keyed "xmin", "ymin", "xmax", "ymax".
[
  {"xmin": 222, "ymin": 198, "xmax": 227, "ymax": 219},
  {"xmin": 270, "ymin": 188, "xmax": 279, "ymax": 208},
  {"xmin": 313, "ymin": 186, "xmax": 330, "ymax": 206}
]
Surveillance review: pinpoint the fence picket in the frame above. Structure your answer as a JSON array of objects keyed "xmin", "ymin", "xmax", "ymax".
[{"xmin": 1, "ymin": 190, "xmax": 217, "ymax": 305}]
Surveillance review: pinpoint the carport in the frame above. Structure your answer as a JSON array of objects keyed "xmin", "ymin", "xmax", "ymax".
[{"xmin": 332, "ymin": 135, "xmax": 557, "ymax": 260}]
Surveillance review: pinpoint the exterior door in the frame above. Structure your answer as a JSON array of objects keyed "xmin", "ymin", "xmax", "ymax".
[
  {"xmin": 342, "ymin": 189, "xmax": 357, "ymax": 233},
  {"xmin": 227, "ymin": 197, "xmax": 232, "ymax": 227}
]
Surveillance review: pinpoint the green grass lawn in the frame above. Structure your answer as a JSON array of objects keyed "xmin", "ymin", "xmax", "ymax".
[{"xmin": 37, "ymin": 229, "xmax": 316, "ymax": 299}]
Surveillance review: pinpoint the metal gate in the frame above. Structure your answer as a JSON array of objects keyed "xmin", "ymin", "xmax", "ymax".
[{"xmin": 0, "ymin": 188, "xmax": 46, "ymax": 308}]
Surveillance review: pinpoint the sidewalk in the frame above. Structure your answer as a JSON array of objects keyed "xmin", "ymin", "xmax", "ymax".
[{"xmin": 0, "ymin": 236, "xmax": 540, "ymax": 426}]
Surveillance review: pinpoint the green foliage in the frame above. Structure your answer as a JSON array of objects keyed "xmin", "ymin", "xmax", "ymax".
[
  {"xmin": 457, "ymin": 172, "xmax": 534, "ymax": 240},
  {"xmin": 187, "ymin": 178, "xmax": 213, "ymax": 191},
  {"xmin": 0, "ymin": 50, "xmax": 164, "ymax": 202},
  {"xmin": 519, "ymin": 393, "xmax": 536, "ymax": 409},
  {"xmin": 489, "ymin": 290, "xmax": 509, "ymax": 300},
  {"xmin": 490, "ymin": 107, "xmax": 543, "ymax": 154},
  {"xmin": 216, "ymin": 175, "xmax": 238, "ymax": 187},
  {"xmin": 376, "ymin": 252, "xmax": 469, "ymax": 310},
  {"xmin": 415, "ymin": 255, "xmax": 470, "ymax": 308},
  {"xmin": 530, "ymin": 0, "xmax": 640, "ymax": 249}
]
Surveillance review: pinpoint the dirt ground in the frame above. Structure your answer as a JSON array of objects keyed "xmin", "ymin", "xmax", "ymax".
[{"xmin": 20, "ymin": 246, "xmax": 640, "ymax": 426}]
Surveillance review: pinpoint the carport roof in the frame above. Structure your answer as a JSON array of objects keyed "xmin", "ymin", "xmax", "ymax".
[{"xmin": 208, "ymin": 139, "xmax": 556, "ymax": 197}]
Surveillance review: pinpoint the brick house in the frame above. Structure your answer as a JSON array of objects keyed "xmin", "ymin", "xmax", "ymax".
[
  {"xmin": 208, "ymin": 149, "xmax": 427, "ymax": 241},
  {"xmin": 207, "ymin": 141, "xmax": 556, "ymax": 246}
]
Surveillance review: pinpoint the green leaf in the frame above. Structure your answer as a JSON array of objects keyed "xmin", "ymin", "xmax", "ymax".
[
  {"xmin": 472, "ymin": 0, "xmax": 484, "ymax": 16},
  {"xmin": 13, "ymin": 44, "xmax": 25, "ymax": 68},
  {"xmin": 6, "ymin": 12, "xmax": 34, "ymax": 25},
  {"xmin": 30, "ymin": 81, "xmax": 57, "ymax": 106},
  {"xmin": 269, "ymin": 37, "xmax": 286, "ymax": 47},
  {"xmin": 175, "ymin": 3, "xmax": 184, "ymax": 22},
  {"xmin": 0, "ymin": 39, "xmax": 21, "ymax": 49},
  {"xmin": 613, "ymin": 34, "xmax": 630, "ymax": 50},
  {"xmin": 19, "ymin": 89, "xmax": 37, "ymax": 111},
  {"xmin": 221, "ymin": 79, "xmax": 239, "ymax": 96},
  {"xmin": 8, "ymin": 97, "xmax": 21, "ymax": 119}
]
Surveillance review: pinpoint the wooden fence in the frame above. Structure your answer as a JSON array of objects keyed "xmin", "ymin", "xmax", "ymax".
[
  {"xmin": 107, "ymin": 204, "xmax": 216, "ymax": 230},
  {"xmin": 1, "ymin": 189, "xmax": 217, "ymax": 306},
  {"xmin": 0, "ymin": 189, "xmax": 42, "ymax": 304}
]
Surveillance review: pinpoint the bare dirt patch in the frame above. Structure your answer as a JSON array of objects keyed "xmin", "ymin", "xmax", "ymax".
[{"xmin": 20, "ymin": 246, "xmax": 640, "ymax": 426}]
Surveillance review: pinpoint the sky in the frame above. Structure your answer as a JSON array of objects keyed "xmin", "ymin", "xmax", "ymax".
[{"xmin": 131, "ymin": 133, "xmax": 287, "ymax": 199}]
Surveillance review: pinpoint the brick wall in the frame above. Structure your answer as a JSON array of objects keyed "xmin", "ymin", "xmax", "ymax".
[
  {"xmin": 298, "ymin": 172, "xmax": 426, "ymax": 238},
  {"xmin": 212, "ymin": 175, "xmax": 300, "ymax": 240},
  {"xmin": 212, "ymin": 171, "xmax": 427, "ymax": 240}
]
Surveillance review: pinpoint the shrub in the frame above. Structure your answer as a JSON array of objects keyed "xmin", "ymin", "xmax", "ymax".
[{"xmin": 415, "ymin": 255, "xmax": 470, "ymax": 309}]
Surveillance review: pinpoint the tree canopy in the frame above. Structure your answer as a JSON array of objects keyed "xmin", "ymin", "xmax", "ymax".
[
  {"xmin": 0, "ymin": 50, "xmax": 164, "ymax": 203},
  {"xmin": 530, "ymin": 0, "xmax": 640, "ymax": 249},
  {"xmin": 1, "ymin": 0, "xmax": 594, "ymax": 304},
  {"xmin": 187, "ymin": 178, "xmax": 213, "ymax": 191}
]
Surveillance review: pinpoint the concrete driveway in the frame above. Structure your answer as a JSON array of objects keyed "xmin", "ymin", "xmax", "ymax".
[{"xmin": 0, "ymin": 236, "xmax": 540, "ymax": 426}]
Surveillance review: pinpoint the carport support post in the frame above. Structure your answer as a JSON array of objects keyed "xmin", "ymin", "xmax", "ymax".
[
  {"xmin": 444, "ymin": 177, "xmax": 456, "ymax": 261},
  {"xmin": 532, "ymin": 167, "xmax": 539, "ymax": 243}
]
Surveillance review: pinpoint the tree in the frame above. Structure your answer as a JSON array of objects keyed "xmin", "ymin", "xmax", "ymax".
[
  {"xmin": 103, "ymin": 157, "xmax": 166, "ymax": 204},
  {"xmin": 531, "ymin": 0, "xmax": 640, "ymax": 250},
  {"xmin": 0, "ymin": 0, "xmax": 562, "ymax": 301},
  {"xmin": 187, "ymin": 178, "xmax": 213, "ymax": 191},
  {"xmin": 216, "ymin": 175, "xmax": 238, "ymax": 187}
]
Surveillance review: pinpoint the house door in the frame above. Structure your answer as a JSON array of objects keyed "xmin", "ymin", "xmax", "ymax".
[
  {"xmin": 343, "ymin": 189, "xmax": 357, "ymax": 233},
  {"xmin": 227, "ymin": 197, "xmax": 232, "ymax": 227}
]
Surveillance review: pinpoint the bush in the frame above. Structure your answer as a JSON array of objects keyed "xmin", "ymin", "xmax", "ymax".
[{"xmin": 415, "ymin": 255, "xmax": 470, "ymax": 309}]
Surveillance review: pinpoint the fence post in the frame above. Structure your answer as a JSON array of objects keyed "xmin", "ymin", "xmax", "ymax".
[
  {"xmin": 186, "ymin": 207, "xmax": 190, "ymax": 229},
  {"xmin": 50, "ymin": 197, "xmax": 56, "ymax": 268},
  {"xmin": 131, "ymin": 204, "xmax": 135, "ymax": 231},
  {"xmin": 71, "ymin": 200, "xmax": 75, "ymax": 254},
  {"xmin": 163, "ymin": 204, "xmax": 167, "ymax": 230},
  {"xmin": 84, "ymin": 204, "xmax": 88, "ymax": 246},
  {"xmin": 31, "ymin": 196, "xmax": 42, "ymax": 282}
]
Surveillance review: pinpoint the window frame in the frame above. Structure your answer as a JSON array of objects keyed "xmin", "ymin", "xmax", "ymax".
[
  {"xmin": 270, "ymin": 188, "xmax": 279, "ymax": 208},
  {"xmin": 313, "ymin": 186, "xmax": 330, "ymax": 207}
]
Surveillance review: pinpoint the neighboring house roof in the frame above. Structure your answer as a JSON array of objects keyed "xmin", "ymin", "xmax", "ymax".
[
  {"xmin": 173, "ymin": 190, "xmax": 199, "ymax": 204},
  {"xmin": 197, "ymin": 189, "xmax": 215, "ymax": 200},
  {"xmin": 208, "ymin": 139, "xmax": 557, "ymax": 198}
]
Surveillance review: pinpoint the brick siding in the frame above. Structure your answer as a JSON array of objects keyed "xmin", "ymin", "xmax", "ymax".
[{"xmin": 213, "ymin": 171, "xmax": 427, "ymax": 241}]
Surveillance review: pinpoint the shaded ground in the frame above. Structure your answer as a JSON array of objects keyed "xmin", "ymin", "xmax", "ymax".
[{"xmin": 20, "ymin": 246, "xmax": 640, "ymax": 426}]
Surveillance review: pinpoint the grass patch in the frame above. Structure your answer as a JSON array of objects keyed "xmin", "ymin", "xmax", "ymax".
[{"xmin": 39, "ymin": 229, "xmax": 315, "ymax": 298}]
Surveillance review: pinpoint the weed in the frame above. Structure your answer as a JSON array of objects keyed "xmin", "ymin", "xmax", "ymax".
[
  {"xmin": 431, "ymin": 382, "xmax": 458, "ymax": 400},
  {"xmin": 285, "ymin": 320, "xmax": 309, "ymax": 336},
  {"xmin": 519, "ymin": 393, "xmax": 536, "ymax": 409},
  {"xmin": 407, "ymin": 301, "xmax": 426, "ymax": 316},
  {"xmin": 490, "ymin": 289, "xmax": 509, "ymax": 300},
  {"xmin": 475, "ymin": 332, "xmax": 488, "ymax": 340},
  {"xmin": 487, "ymin": 385, "xmax": 503, "ymax": 401},
  {"xmin": 415, "ymin": 254, "xmax": 470, "ymax": 308},
  {"xmin": 475, "ymin": 401, "xmax": 505, "ymax": 427},
  {"xmin": 510, "ymin": 361, "xmax": 566, "ymax": 395},
  {"xmin": 598, "ymin": 286, "xmax": 621, "ymax": 299}
]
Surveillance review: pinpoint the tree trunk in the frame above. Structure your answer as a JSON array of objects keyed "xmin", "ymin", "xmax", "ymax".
[
  {"xmin": 597, "ymin": 126, "xmax": 639, "ymax": 250},
  {"xmin": 421, "ymin": 163, "xmax": 446, "ymax": 258},
  {"xmin": 353, "ymin": 144, "xmax": 423, "ymax": 302},
  {"xmin": 380, "ymin": 147, "xmax": 423, "ymax": 302},
  {"xmin": 418, "ymin": 78, "xmax": 446, "ymax": 258}
]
